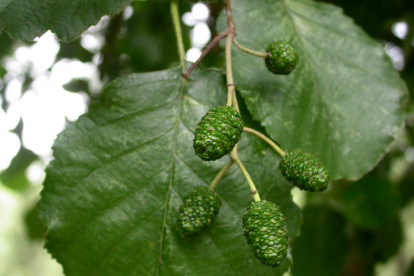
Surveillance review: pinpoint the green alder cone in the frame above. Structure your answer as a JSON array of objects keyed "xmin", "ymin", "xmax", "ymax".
[
  {"xmin": 243, "ymin": 200, "xmax": 289, "ymax": 267},
  {"xmin": 193, "ymin": 105, "xmax": 243, "ymax": 161},
  {"xmin": 279, "ymin": 149, "xmax": 330, "ymax": 192},
  {"xmin": 265, "ymin": 40, "xmax": 299, "ymax": 75},
  {"xmin": 177, "ymin": 186, "xmax": 222, "ymax": 237}
]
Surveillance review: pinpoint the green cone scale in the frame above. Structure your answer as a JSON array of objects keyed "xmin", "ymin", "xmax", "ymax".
[
  {"xmin": 193, "ymin": 105, "xmax": 243, "ymax": 161},
  {"xmin": 243, "ymin": 200, "xmax": 288, "ymax": 267},
  {"xmin": 177, "ymin": 186, "xmax": 222, "ymax": 237},
  {"xmin": 265, "ymin": 40, "xmax": 299, "ymax": 75},
  {"xmin": 279, "ymin": 149, "xmax": 330, "ymax": 192}
]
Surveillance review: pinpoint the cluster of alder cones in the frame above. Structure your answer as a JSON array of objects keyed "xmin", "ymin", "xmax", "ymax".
[{"xmin": 176, "ymin": 39, "xmax": 329, "ymax": 267}]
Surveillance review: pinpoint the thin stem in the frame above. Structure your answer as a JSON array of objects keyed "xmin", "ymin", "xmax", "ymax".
[
  {"xmin": 171, "ymin": 0, "xmax": 185, "ymax": 70},
  {"xmin": 224, "ymin": 0, "xmax": 236, "ymax": 108},
  {"xmin": 232, "ymin": 90, "xmax": 239, "ymax": 112},
  {"xmin": 243, "ymin": 127, "xmax": 286, "ymax": 157},
  {"xmin": 232, "ymin": 38, "xmax": 269, "ymax": 58},
  {"xmin": 224, "ymin": 0, "xmax": 235, "ymax": 30},
  {"xmin": 209, "ymin": 159, "xmax": 235, "ymax": 190},
  {"xmin": 224, "ymin": 0, "xmax": 260, "ymax": 202},
  {"xmin": 225, "ymin": 32, "xmax": 235, "ymax": 106},
  {"xmin": 183, "ymin": 29, "xmax": 230, "ymax": 79},
  {"xmin": 231, "ymin": 146, "xmax": 261, "ymax": 202}
]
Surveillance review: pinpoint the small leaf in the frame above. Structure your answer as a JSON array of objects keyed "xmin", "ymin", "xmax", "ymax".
[
  {"xmin": 219, "ymin": 0, "xmax": 407, "ymax": 180},
  {"xmin": 38, "ymin": 67, "xmax": 301, "ymax": 275},
  {"xmin": 0, "ymin": 0, "xmax": 132, "ymax": 41}
]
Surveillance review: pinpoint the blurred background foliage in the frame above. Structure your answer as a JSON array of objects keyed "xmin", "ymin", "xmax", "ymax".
[{"xmin": 0, "ymin": 0, "xmax": 413, "ymax": 275}]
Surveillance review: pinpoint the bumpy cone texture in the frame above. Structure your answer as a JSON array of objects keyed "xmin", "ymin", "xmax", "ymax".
[
  {"xmin": 243, "ymin": 200, "xmax": 289, "ymax": 267},
  {"xmin": 193, "ymin": 105, "xmax": 243, "ymax": 161},
  {"xmin": 279, "ymin": 149, "xmax": 330, "ymax": 192},
  {"xmin": 265, "ymin": 40, "xmax": 299, "ymax": 75},
  {"xmin": 177, "ymin": 186, "xmax": 222, "ymax": 237}
]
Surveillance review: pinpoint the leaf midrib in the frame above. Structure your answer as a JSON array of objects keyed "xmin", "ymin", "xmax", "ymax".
[
  {"xmin": 156, "ymin": 77, "xmax": 187, "ymax": 276},
  {"xmin": 279, "ymin": 0, "xmax": 339, "ymax": 175}
]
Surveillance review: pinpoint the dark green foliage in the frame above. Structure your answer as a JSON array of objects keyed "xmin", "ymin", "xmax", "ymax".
[
  {"xmin": 243, "ymin": 200, "xmax": 288, "ymax": 267},
  {"xmin": 24, "ymin": 204, "xmax": 47, "ymax": 240},
  {"xmin": 220, "ymin": 0, "xmax": 407, "ymax": 181},
  {"xmin": 177, "ymin": 186, "xmax": 222, "ymax": 237},
  {"xmin": 193, "ymin": 105, "xmax": 243, "ymax": 161},
  {"xmin": 338, "ymin": 171, "xmax": 400, "ymax": 229},
  {"xmin": 265, "ymin": 40, "xmax": 299, "ymax": 75},
  {"xmin": 0, "ymin": 0, "xmax": 132, "ymax": 41},
  {"xmin": 188, "ymin": 0, "xmax": 218, "ymax": 2},
  {"xmin": 279, "ymin": 149, "xmax": 330, "ymax": 192},
  {"xmin": 37, "ymin": 67, "xmax": 302, "ymax": 276},
  {"xmin": 291, "ymin": 205, "xmax": 348, "ymax": 276}
]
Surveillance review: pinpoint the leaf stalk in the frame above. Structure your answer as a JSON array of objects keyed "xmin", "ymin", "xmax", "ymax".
[
  {"xmin": 209, "ymin": 159, "xmax": 235, "ymax": 190},
  {"xmin": 170, "ymin": 0, "xmax": 186, "ymax": 70},
  {"xmin": 231, "ymin": 146, "xmax": 261, "ymax": 202},
  {"xmin": 233, "ymin": 38, "xmax": 269, "ymax": 58},
  {"xmin": 243, "ymin": 127, "xmax": 286, "ymax": 157}
]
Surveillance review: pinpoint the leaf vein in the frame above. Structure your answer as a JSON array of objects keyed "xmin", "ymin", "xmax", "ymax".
[
  {"xmin": 60, "ymin": 166, "xmax": 170, "ymax": 254},
  {"xmin": 66, "ymin": 126, "xmax": 175, "ymax": 189},
  {"xmin": 156, "ymin": 78, "xmax": 186, "ymax": 276},
  {"xmin": 91, "ymin": 206, "xmax": 164, "ymax": 276}
]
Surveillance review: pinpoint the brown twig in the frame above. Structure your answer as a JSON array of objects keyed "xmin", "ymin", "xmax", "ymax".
[{"xmin": 182, "ymin": 29, "xmax": 230, "ymax": 78}]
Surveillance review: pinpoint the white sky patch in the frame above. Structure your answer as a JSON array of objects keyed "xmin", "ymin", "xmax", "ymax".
[
  {"xmin": 123, "ymin": 6, "xmax": 134, "ymax": 21},
  {"xmin": 0, "ymin": 131, "xmax": 21, "ymax": 171},
  {"xmin": 92, "ymin": 53, "xmax": 104, "ymax": 65},
  {"xmin": 14, "ymin": 46, "xmax": 31, "ymax": 65},
  {"xmin": 3, "ymin": 57, "xmax": 25, "ymax": 76},
  {"xmin": 191, "ymin": 3, "xmax": 209, "ymax": 21},
  {"xmin": 51, "ymin": 59, "xmax": 97, "ymax": 86},
  {"xmin": 4, "ymin": 78, "xmax": 23, "ymax": 102},
  {"xmin": 392, "ymin": 21, "xmax": 408, "ymax": 40},
  {"xmin": 183, "ymin": 12, "xmax": 197, "ymax": 27},
  {"xmin": 26, "ymin": 160, "xmax": 46, "ymax": 186},
  {"xmin": 186, "ymin": 48, "xmax": 202, "ymax": 63},
  {"xmin": 385, "ymin": 43, "xmax": 405, "ymax": 71},
  {"xmin": 0, "ymin": 17, "xmax": 108, "ymax": 170},
  {"xmin": 87, "ymin": 16, "xmax": 110, "ymax": 33},
  {"xmin": 81, "ymin": 33, "xmax": 105, "ymax": 53},
  {"xmin": 1, "ymin": 103, "xmax": 21, "ymax": 131},
  {"xmin": 20, "ymin": 73, "xmax": 88, "ymax": 157},
  {"xmin": 191, "ymin": 22, "xmax": 211, "ymax": 48},
  {"xmin": 30, "ymin": 31, "xmax": 60, "ymax": 76},
  {"xmin": 184, "ymin": 3, "xmax": 212, "ymax": 59}
]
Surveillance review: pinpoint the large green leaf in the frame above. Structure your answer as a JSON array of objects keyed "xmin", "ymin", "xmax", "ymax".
[
  {"xmin": 0, "ymin": 0, "xmax": 132, "ymax": 41},
  {"xmin": 219, "ymin": 0, "xmax": 407, "ymax": 180},
  {"xmin": 38, "ymin": 67, "xmax": 301, "ymax": 276}
]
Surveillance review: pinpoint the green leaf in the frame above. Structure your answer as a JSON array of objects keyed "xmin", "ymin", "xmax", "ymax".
[
  {"xmin": 0, "ymin": 0, "xmax": 132, "ymax": 41},
  {"xmin": 338, "ymin": 172, "xmax": 401, "ymax": 230},
  {"xmin": 38, "ymin": 67, "xmax": 301, "ymax": 276},
  {"xmin": 219, "ymin": 0, "xmax": 407, "ymax": 180},
  {"xmin": 291, "ymin": 205, "xmax": 348, "ymax": 276}
]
